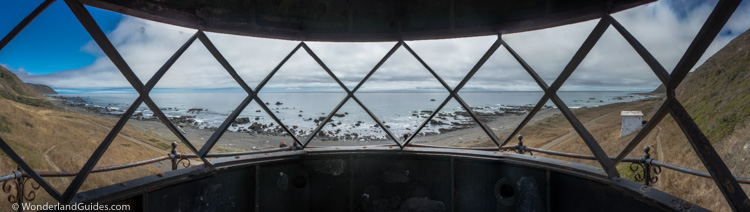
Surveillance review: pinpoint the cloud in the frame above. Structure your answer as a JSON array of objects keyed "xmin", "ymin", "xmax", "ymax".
[{"xmin": 13, "ymin": 0, "xmax": 750, "ymax": 92}]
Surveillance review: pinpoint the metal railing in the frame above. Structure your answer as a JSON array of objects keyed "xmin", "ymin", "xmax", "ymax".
[
  {"xmin": 0, "ymin": 139, "xmax": 747, "ymax": 208},
  {"xmin": 0, "ymin": 143, "xmax": 295, "ymax": 204},
  {"xmin": 0, "ymin": 0, "xmax": 747, "ymax": 210}
]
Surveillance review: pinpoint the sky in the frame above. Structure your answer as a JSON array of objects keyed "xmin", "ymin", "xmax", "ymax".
[{"xmin": 0, "ymin": 0, "xmax": 749, "ymax": 93}]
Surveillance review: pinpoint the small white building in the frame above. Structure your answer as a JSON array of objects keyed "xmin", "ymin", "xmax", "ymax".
[{"xmin": 621, "ymin": 111, "xmax": 644, "ymax": 137}]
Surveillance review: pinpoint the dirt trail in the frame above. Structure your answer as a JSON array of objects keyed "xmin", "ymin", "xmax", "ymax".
[
  {"xmin": 656, "ymin": 126, "xmax": 664, "ymax": 161},
  {"xmin": 43, "ymin": 144, "xmax": 71, "ymax": 185},
  {"xmin": 540, "ymin": 113, "xmax": 610, "ymax": 149},
  {"xmin": 89, "ymin": 121, "xmax": 167, "ymax": 154},
  {"xmin": 43, "ymin": 144, "xmax": 62, "ymax": 172}
]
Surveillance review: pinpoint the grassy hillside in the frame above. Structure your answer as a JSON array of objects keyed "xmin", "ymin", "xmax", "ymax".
[
  {"xmin": 502, "ymin": 28, "xmax": 750, "ymax": 211},
  {"xmin": 677, "ymin": 29, "xmax": 750, "ymax": 142},
  {"xmin": 26, "ymin": 83, "xmax": 57, "ymax": 95},
  {"xmin": 0, "ymin": 65, "xmax": 179, "ymax": 205}
]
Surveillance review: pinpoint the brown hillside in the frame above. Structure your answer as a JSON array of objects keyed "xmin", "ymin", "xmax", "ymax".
[
  {"xmin": 0, "ymin": 66, "xmax": 181, "ymax": 206},
  {"xmin": 26, "ymin": 83, "xmax": 57, "ymax": 95},
  {"xmin": 0, "ymin": 65, "xmax": 49, "ymax": 106}
]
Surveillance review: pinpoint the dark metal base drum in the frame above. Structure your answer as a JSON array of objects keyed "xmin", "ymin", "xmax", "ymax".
[{"xmin": 76, "ymin": 147, "xmax": 701, "ymax": 211}]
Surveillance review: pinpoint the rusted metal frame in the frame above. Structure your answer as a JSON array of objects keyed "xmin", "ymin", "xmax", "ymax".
[
  {"xmin": 650, "ymin": 160, "xmax": 750, "ymax": 184},
  {"xmin": 669, "ymin": 101, "xmax": 750, "ymax": 210},
  {"xmin": 196, "ymin": 31, "xmax": 253, "ymax": 93},
  {"xmin": 609, "ymin": 98, "xmax": 671, "ymax": 173},
  {"xmin": 64, "ymin": 0, "xmax": 143, "ymax": 91},
  {"xmin": 398, "ymin": 41, "xmax": 453, "ymax": 147},
  {"xmin": 453, "ymin": 95, "xmax": 502, "ymax": 147},
  {"xmin": 497, "ymin": 38, "xmax": 550, "ymax": 147},
  {"xmin": 547, "ymin": 17, "xmax": 610, "ymax": 92},
  {"xmin": 500, "ymin": 39, "xmax": 550, "ymax": 90},
  {"xmin": 351, "ymin": 41, "xmax": 403, "ymax": 93},
  {"xmin": 605, "ymin": 14, "xmax": 675, "ymax": 173},
  {"xmin": 542, "ymin": 17, "xmax": 619, "ymax": 177},
  {"xmin": 446, "ymin": 37, "xmax": 505, "ymax": 148},
  {"xmin": 66, "ymin": 4, "xmax": 203, "ymax": 167},
  {"xmin": 0, "ymin": 0, "xmax": 57, "ymax": 199},
  {"xmin": 302, "ymin": 42, "xmax": 403, "ymax": 148},
  {"xmin": 61, "ymin": 96, "xmax": 143, "ymax": 203},
  {"xmin": 351, "ymin": 95, "xmax": 403, "ymax": 147},
  {"xmin": 138, "ymin": 33, "xmax": 209, "ymax": 165},
  {"xmin": 667, "ymin": 0, "xmax": 742, "ymax": 93},
  {"xmin": 401, "ymin": 42, "xmax": 453, "ymax": 91},
  {"xmin": 199, "ymin": 95, "xmax": 254, "ymax": 157},
  {"xmin": 403, "ymin": 95, "xmax": 452, "ymax": 146},
  {"xmin": 63, "ymin": 1, "xmax": 207, "ymax": 202},
  {"xmin": 302, "ymin": 96, "xmax": 351, "ymax": 148},
  {"xmin": 404, "ymin": 37, "xmax": 504, "ymax": 148},
  {"xmin": 195, "ymin": 31, "xmax": 258, "ymax": 157},
  {"xmin": 606, "ymin": 15, "xmax": 669, "ymax": 84},
  {"xmin": 300, "ymin": 42, "xmax": 350, "ymax": 93},
  {"xmin": 665, "ymin": 0, "xmax": 748, "ymax": 209},
  {"xmin": 0, "ymin": 138, "xmax": 61, "ymax": 201},
  {"xmin": 254, "ymin": 43, "xmax": 303, "ymax": 92},
  {"xmin": 0, "ymin": 0, "xmax": 55, "ymax": 51},
  {"xmin": 453, "ymin": 36, "xmax": 502, "ymax": 92},
  {"xmin": 549, "ymin": 93, "xmax": 621, "ymax": 177},
  {"xmin": 61, "ymin": 0, "xmax": 148, "ymax": 203},
  {"xmin": 500, "ymin": 96, "xmax": 550, "ymax": 147},
  {"xmin": 67, "ymin": 36, "xmax": 203, "ymax": 205},
  {"xmin": 296, "ymin": 43, "xmax": 363, "ymax": 147},
  {"xmin": 252, "ymin": 95, "xmax": 303, "ymax": 146},
  {"xmin": 141, "ymin": 97, "xmax": 206, "ymax": 159},
  {"xmin": 38, "ymin": 156, "xmax": 171, "ymax": 177},
  {"xmin": 301, "ymin": 41, "xmax": 402, "ymax": 147},
  {"xmin": 243, "ymin": 43, "xmax": 306, "ymax": 147},
  {"xmin": 137, "ymin": 33, "xmax": 207, "ymax": 165}
]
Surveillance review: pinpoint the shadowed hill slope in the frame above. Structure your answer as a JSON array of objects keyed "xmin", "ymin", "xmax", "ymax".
[
  {"xmin": 677, "ymin": 28, "xmax": 750, "ymax": 142},
  {"xmin": 26, "ymin": 83, "xmax": 57, "ymax": 95}
]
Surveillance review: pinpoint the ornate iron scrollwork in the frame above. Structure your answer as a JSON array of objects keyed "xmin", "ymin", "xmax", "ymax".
[
  {"xmin": 2, "ymin": 169, "xmax": 40, "ymax": 204},
  {"xmin": 630, "ymin": 146, "xmax": 662, "ymax": 186},
  {"xmin": 176, "ymin": 157, "xmax": 191, "ymax": 169},
  {"xmin": 170, "ymin": 142, "xmax": 191, "ymax": 170}
]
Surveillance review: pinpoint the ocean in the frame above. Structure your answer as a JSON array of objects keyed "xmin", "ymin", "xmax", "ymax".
[{"xmin": 54, "ymin": 91, "xmax": 655, "ymax": 139}]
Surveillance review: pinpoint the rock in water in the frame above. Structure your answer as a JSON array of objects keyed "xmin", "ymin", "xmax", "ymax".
[{"xmin": 235, "ymin": 117, "xmax": 250, "ymax": 124}]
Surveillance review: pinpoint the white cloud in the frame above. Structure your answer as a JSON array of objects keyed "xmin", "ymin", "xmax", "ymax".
[{"xmin": 13, "ymin": 1, "xmax": 750, "ymax": 92}]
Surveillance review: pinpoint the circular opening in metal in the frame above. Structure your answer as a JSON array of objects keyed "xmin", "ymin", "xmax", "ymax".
[
  {"xmin": 495, "ymin": 178, "xmax": 516, "ymax": 206},
  {"xmin": 499, "ymin": 183, "xmax": 515, "ymax": 198}
]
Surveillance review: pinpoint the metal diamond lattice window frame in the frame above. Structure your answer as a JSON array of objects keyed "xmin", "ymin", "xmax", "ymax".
[{"xmin": 0, "ymin": 0, "xmax": 747, "ymax": 210}]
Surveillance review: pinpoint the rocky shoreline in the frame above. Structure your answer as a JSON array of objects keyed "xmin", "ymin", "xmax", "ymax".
[{"xmin": 53, "ymin": 95, "xmax": 543, "ymax": 141}]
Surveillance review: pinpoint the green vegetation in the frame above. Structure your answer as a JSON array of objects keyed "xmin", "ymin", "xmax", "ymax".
[
  {"xmin": 616, "ymin": 162, "xmax": 640, "ymax": 182},
  {"xmin": 676, "ymin": 28, "xmax": 750, "ymax": 142},
  {"xmin": 14, "ymin": 96, "xmax": 51, "ymax": 107},
  {"xmin": 148, "ymin": 138, "xmax": 159, "ymax": 143},
  {"xmin": 0, "ymin": 115, "xmax": 11, "ymax": 133},
  {"xmin": 156, "ymin": 142, "xmax": 170, "ymax": 150},
  {"xmin": 121, "ymin": 143, "xmax": 132, "ymax": 147}
]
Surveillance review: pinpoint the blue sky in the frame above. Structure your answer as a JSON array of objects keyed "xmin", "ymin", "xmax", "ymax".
[
  {"xmin": 0, "ymin": 0, "xmax": 121, "ymax": 75},
  {"xmin": 0, "ymin": 0, "xmax": 749, "ymax": 93}
]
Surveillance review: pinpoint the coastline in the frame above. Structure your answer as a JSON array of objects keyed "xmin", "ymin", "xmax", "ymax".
[{"xmin": 48, "ymin": 94, "xmax": 569, "ymax": 151}]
